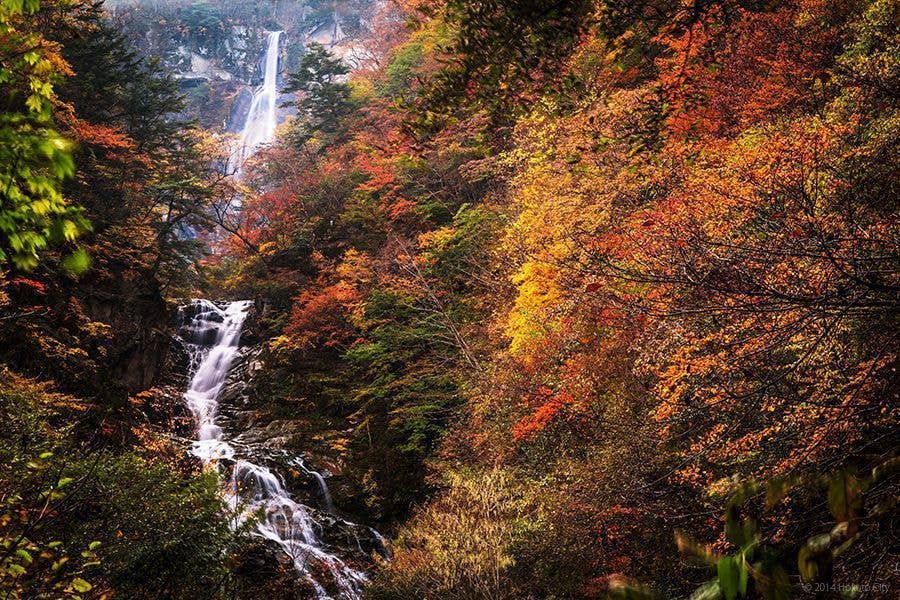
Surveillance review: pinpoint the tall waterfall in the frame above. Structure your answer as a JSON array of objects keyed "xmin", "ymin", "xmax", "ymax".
[
  {"xmin": 180, "ymin": 300, "xmax": 369, "ymax": 599},
  {"xmin": 229, "ymin": 30, "xmax": 283, "ymax": 176}
]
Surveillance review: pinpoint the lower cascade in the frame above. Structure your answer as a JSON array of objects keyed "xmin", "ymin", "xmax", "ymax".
[{"xmin": 178, "ymin": 299, "xmax": 375, "ymax": 599}]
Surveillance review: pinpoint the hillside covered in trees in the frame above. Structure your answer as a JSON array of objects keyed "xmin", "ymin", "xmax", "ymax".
[{"xmin": 1, "ymin": 0, "xmax": 897, "ymax": 598}]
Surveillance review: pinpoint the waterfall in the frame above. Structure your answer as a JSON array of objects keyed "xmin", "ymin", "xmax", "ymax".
[
  {"xmin": 228, "ymin": 30, "xmax": 283, "ymax": 176},
  {"xmin": 181, "ymin": 300, "xmax": 369, "ymax": 599},
  {"xmin": 292, "ymin": 456, "xmax": 335, "ymax": 513},
  {"xmin": 182, "ymin": 299, "xmax": 250, "ymax": 463}
]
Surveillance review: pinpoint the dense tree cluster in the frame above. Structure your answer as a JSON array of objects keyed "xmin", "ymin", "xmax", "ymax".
[{"xmin": 220, "ymin": 0, "xmax": 898, "ymax": 597}]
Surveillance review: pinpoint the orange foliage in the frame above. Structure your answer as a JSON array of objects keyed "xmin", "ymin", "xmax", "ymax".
[{"xmin": 284, "ymin": 282, "xmax": 361, "ymax": 350}]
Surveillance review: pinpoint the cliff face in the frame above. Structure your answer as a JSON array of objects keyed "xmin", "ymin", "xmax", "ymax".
[
  {"xmin": 79, "ymin": 276, "xmax": 171, "ymax": 392},
  {"xmin": 108, "ymin": 0, "xmax": 376, "ymax": 130},
  {"xmin": 0, "ymin": 266, "xmax": 172, "ymax": 405},
  {"xmin": 109, "ymin": 5, "xmax": 266, "ymax": 129}
]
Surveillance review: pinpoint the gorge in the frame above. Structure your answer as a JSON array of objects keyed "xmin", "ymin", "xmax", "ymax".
[{"xmin": 176, "ymin": 23, "xmax": 381, "ymax": 597}]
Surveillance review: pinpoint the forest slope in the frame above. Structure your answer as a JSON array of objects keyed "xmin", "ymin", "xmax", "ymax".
[
  {"xmin": 0, "ymin": 0, "xmax": 897, "ymax": 599},
  {"xmin": 221, "ymin": 0, "xmax": 899, "ymax": 598}
]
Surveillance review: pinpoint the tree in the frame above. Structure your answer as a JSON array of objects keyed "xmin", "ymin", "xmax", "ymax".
[
  {"xmin": 52, "ymin": 13, "xmax": 222, "ymax": 292},
  {"xmin": 284, "ymin": 42, "xmax": 359, "ymax": 147},
  {"xmin": 411, "ymin": 0, "xmax": 594, "ymax": 133},
  {"xmin": 0, "ymin": 0, "xmax": 90, "ymax": 271}
]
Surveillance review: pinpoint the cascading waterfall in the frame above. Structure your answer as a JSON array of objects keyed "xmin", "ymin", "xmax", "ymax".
[
  {"xmin": 183, "ymin": 300, "xmax": 250, "ymax": 463},
  {"xmin": 180, "ymin": 300, "xmax": 369, "ymax": 599},
  {"xmin": 228, "ymin": 30, "xmax": 283, "ymax": 176}
]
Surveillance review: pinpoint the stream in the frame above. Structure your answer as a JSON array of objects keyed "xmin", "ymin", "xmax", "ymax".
[
  {"xmin": 170, "ymin": 28, "xmax": 382, "ymax": 598},
  {"xmin": 177, "ymin": 300, "xmax": 378, "ymax": 599}
]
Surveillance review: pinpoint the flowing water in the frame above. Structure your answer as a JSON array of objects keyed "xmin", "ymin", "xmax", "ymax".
[
  {"xmin": 179, "ymin": 300, "xmax": 370, "ymax": 599},
  {"xmin": 228, "ymin": 30, "xmax": 283, "ymax": 176},
  {"xmin": 180, "ymin": 27, "xmax": 377, "ymax": 597}
]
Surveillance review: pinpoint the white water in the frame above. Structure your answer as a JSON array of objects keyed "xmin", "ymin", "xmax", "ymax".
[
  {"xmin": 181, "ymin": 299, "xmax": 368, "ymax": 599},
  {"xmin": 228, "ymin": 30, "xmax": 283, "ymax": 176},
  {"xmin": 183, "ymin": 299, "xmax": 250, "ymax": 463}
]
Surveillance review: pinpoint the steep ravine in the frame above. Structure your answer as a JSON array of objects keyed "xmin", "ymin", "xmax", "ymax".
[{"xmin": 153, "ymin": 14, "xmax": 385, "ymax": 597}]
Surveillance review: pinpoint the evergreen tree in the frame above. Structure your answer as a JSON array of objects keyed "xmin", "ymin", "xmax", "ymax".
[
  {"xmin": 284, "ymin": 42, "xmax": 358, "ymax": 148},
  {"xmin": 53, "ymin": 14, "xmax": 214, "ymax": 291}
]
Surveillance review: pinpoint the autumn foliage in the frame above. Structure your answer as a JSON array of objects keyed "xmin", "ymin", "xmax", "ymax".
[
  {"xmin": 225, "ymin": 0, "xmax": 898, "ymax": 597},
  {"xmin": 1, "ymin": 0, "xmax": 895, "ymax": 597}
]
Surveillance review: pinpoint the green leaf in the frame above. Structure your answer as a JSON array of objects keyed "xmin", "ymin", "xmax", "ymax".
[
  {"xmin": 61, "ymin": 248, "xmax": 91, "ymax": 276},
  {"xmin": 738, "ymin": 558, "xmax": 749, "ymax": 596},
  {"xmin": 25, "ymin": 93, "xmax": 45, "ymax": 113},
  {"xmin": 690, "ymin": 580, "xmax": 722, "ymax": 600},
  {"xmin": 15, "ymin": 548, "xmax": 32, "ymax": 564},
  {"xmin": 70, "ymin": 577, "xmax": 92, "ymax": 593},
  {"xmin": 827, "ymin": 471, "xmax": 862, "ymax": 522},
  {"xmin": 61, "ymin": 219, "xmax": 79, "ymax": 241},
  {"xmin": 717, "ymin": 556, "xmax": 741, "ymax": 600}
]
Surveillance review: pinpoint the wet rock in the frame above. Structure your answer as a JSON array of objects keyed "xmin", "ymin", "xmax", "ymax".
[
  {"xmin": 226, "ymin": 86, "xmax": 253, "ymax": 133},
  {"xmin": 163, "ymin": 336, "xmax": 191, "ymax": 382},
  {"xmin": 218, "ymin": 347, "xmax": 261, "ymax": 406},
  {"xmin": 237, "ymin": 419, "xmax": 305, "ymax": 448},
  {"xmin": 167, "ymin": 299, "xmax": 383, "ymax": 591},
  {"xmin": 311, "ymin": 508, "xmax": 388, "ymax": 562},
  {"xmin": 236, "ymin": 300, "xmax": 266, "ymax": 345},
  {"xmin": 231, "ymin": 540, "xmax": 312, "ymax": 599}
]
